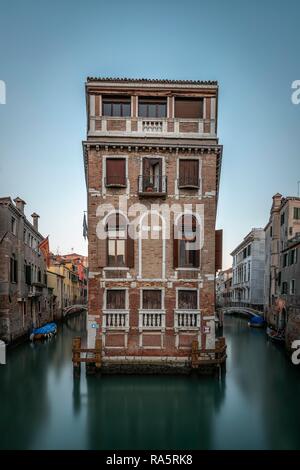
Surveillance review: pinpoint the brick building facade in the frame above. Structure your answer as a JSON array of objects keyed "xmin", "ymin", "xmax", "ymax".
[
  {"xmin": 264, "ymin": 193, "xmax": 300, "ymax": 348},
  {"xmin": 0, "ymin": 197, "xmax": 52, "ymax": 343},
  {"xmin": 83, "ymin": 77, "xmax": 223, "ymax": 371}
]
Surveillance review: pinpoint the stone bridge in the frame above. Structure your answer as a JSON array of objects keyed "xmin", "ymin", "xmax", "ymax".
[
  {"xmin": 63, "ymin": 304, "xmax": 87, "ymax": 318},
  {"xmin": 217, "ymin": 303, "xmax": 264, "ymax": 326}
]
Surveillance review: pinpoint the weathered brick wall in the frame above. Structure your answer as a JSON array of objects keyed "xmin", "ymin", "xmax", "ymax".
[
  {"xmin": 87, "ymin": 146, "xmax": 218, "ymax": 357},
  {"xmin": 0, "ymin": 202, "xmax": 53, "ymax": 343}
]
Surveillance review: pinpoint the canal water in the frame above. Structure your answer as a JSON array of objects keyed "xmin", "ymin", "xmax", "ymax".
[{"xmin": 0, "ymin": 313, "xmax": 300, "ymax": 450}]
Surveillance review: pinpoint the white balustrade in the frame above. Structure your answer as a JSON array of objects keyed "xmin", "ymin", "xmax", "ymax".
[
  {"xmin": 89, "ymin": 117, "xmax": 215, "ymax": 137},
  {"xmin": 139, "ymin": 311, "xmax": 165, "ymax": 329},
  {"xmin": 142, "ymin": 120, "xmax": 163, "ymax": 132},
  {"xmin": 175, "ymin": 311, "xmax": 200, "ymax": 329},
  {"xmin": 104, "ymin": 312, "xmax": 128, "ymax": 329}
]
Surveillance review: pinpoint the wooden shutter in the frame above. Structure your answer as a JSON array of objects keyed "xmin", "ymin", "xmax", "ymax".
[
  {"xmin": 179, "ymin": 160, "xmax": 199, "ymax": 187},
  {"xmin": 175, "ymin": 98, "xmax": 203, "ymax": 118},
  {"xmin": 193, "ymin": 246, "xmax": 200, "ymax": 268},
  {"xmin": 143, "ymin": 290, "xmax": 161, "ymax": 309},
  {"xmin": 173, "ymin": 224, "xmax": 178, "ymax": 268},
  {"xmin": 126, "ymin": 226, "xmax": 134, "ymax": 268},
  {"xmin": 107, "ymin": 290, "xmax": 125, "ymax": 309},
  {"xmin": 106, "ymin": 158, "xmax": 126, "ymax": 185},
  {"xmin": 178, "ymin": 290, "xmax": 197, "ymax": 309},
  {"xmin": 215, "ymin": 229, "xmax": 223, "ymax": 271}
]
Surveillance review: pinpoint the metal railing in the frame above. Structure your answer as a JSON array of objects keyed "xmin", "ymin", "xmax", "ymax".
[{"xmin": 138, "ymin": 175, "xmax": 167, "ymax": 194}]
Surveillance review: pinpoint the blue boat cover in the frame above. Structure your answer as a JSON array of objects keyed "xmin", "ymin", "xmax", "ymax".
[
  {"xmin": 249, "ymin": 316, "xmax": 265, "ymax": 325},
  {"xmin": 32, "ymin": 322, "xmax": 57, "ymax": 335}
]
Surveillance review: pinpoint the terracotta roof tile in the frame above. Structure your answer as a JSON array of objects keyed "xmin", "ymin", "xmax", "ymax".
[{"xmin": 86, "ymin": 77, "xmax": 218, "ymax": 86}]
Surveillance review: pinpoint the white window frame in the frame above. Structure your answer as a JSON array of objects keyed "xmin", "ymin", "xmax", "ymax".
[
  {"xmin": 103, "ymin": 287, "xmax": 129, "ymax": 312},
  {"xmin": 175, "ymin": 287, "xmax": 199, "ymax": 311},
  {"xmin": 139, "ymin": 287, "xmax": 165, "ymax": 311},
  {"xmin": 102, "ymin": 154, "xmax": 129, "ymax": 197}
]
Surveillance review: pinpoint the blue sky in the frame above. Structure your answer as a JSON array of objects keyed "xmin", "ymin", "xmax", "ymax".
[{"xmin": 0, "ymin": 0, "xmax": 299, "ymax": 268}]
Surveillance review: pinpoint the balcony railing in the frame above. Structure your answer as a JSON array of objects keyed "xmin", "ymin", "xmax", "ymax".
[
  {"xmin": 175, "ymin": 310, "xmax": 201, "ymax": 329},
  {"xmin": 139, "ymin": 310, "xmax": 166, "ymax": 330},
  {"xmin": 89, "ymin": 116, "xmax": 216, "ymax": 137},
  {"xmin": 138, "ymin": 175, "xmax": 167, "ymax": 196},
  {"xmin": 104, "ymin": 176, "xmax": 127, "ymax": 188},
  {"xmin": 141, "ymin": 120, "xmax": 165, "ymax": 133},
  {"xmin": 103, "ymin": 311, "xmax": 129, "ymax": 329}
]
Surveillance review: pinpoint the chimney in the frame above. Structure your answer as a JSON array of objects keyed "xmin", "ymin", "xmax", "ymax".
[
  {"xmin": 31, "ymin": 212, "xmax": 40, "ymax": 231},
  {"xmin": 13, "ymin": 197, "xmax": 26, "ymax": 213},
  {"xmin": 272, "ymin": 193, "xmax": 283, "ymax": 211}
]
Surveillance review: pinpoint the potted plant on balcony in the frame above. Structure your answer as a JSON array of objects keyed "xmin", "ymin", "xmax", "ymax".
[{"xmin": 144, "ymin": 177, "xmax": 154, "ymax": 192}]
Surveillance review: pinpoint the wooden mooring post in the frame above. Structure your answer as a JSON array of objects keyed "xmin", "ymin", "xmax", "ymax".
[
  {"xmin": 72, "ymin": 336, "xmax": 102, "ymax": 376},
  {"xmin": 95, "ymin": 338, "xmax": 102, "ymax": 370},
  {"xmin": 72, "ymin": 336, "xmax": 82, "ymax": 375},
  {"xmin": 191, "ymin": 340, "xmax": 199, "ymax": 368}
]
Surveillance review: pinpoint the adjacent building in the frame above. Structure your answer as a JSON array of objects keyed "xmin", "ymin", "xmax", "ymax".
[
  {"xmin": 0, "ymin": 197, "xmax": 52, "ymax": 343},
  {"xmin": 264, "ymin": 193, "xmax": 300, "ymax": 345},
  {"xmin": 231, "ymin": 228, "xmax": 265, "ymax": 309},
  {"xmin": 216, "ymin": 268, "xmax": 233, "ymax": 307},
  {"xmin": 83, "ymin": 77, "xmax": 223, "ymax": 371},
  {"xmin": 47, "ymin": 253, "xmax": 88, "ymax": 316}
]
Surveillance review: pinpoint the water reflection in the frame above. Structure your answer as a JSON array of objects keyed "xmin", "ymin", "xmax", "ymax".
[{"xmin": 0, "ymin": 313, "xmax": 300, "ymax": 449}]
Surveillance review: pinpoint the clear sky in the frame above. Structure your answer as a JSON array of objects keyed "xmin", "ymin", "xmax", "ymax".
[{"xmin": 0, "ymin": 0, "xmax": 299, "ymax": 268}]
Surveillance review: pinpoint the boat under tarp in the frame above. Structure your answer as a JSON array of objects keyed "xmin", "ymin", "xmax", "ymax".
[
  {"xmin": 30, "ymin": 322, "xmax": 57, "ymax": 341},
  {"xmin": 248, "ymin": 316, "xmax": 265, "ymax": 328}
]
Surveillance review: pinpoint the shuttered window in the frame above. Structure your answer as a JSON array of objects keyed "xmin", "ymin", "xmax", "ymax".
[
  {"xmin": 178, "ymin": 159, "xmax": 199, "ymax": 188},
  {"xmin": 106, "ymin": 214, "xmax": 134, "ymax": 268},
  {"xmin": 106, "ymin": 158, "xmax": 126, "ymax": 186},
  {"xmin": 178, "ymin": 290, "xmax": 198, "ymax": 309},
  {"xmin": 142, "ymin": 290, "xmax": 162, "ymax": 309},
  {"xmin": 107, "ymin": 213, "xmax": 126, "ymax": 267},
  {"xmin": 215, "ymin": 229, "xmax": 223, "ymax": 271},
  {"xmin": 175, "ymin": 98, "xmax": 203, "ymax": 118},
  {"xmin": 106, "ymin": 290, "xmax": 126, "ymax": 309},
  {"xmin": 175, "ymin": 215, "xmax": 200, "ymax": 268}
]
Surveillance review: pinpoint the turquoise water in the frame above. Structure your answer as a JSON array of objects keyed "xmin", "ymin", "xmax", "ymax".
[{"xmin": 0, "ymin": 313, "xmax": 300, "ymax": 450}]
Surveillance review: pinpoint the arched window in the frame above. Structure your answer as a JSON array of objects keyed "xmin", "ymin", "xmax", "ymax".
[
  {"xmin": 106, "ymin": 213, "xmax": 128, "ymax": 267},
  {"xmin": 174, "ymin": 214, "xmax": 200, "ymax": 268}
]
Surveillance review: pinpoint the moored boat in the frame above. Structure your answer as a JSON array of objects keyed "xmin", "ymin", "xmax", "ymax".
[
  {"xmin": 266, "ymin": 326, "xmax": 285, "ymax": 343},
  {"xmin": 248, "ymin": 316, "xmax": 265, "ymax": 328},
  {"xmin": 30, "ymin": 322, "xmax": 57, "ymax": 341}
]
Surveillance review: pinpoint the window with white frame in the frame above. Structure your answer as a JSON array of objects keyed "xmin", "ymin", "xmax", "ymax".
[
  {"xmin": 106, "ymin": 289, "xmax": 126, "ymax": 310},
  {"xmin": 177, "ymin": 290, "xmax": 198, "ymax": 310},
  {"xmin": 142, "ymin": 289, "xmax": 162, "ymax": 310}
]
